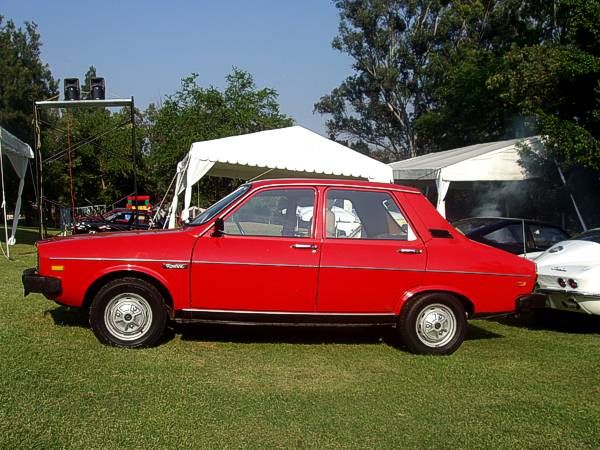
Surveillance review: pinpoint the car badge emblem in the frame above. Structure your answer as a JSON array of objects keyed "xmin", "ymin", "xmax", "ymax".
[
  {"xmin": 550, "ymin": 266, "xmax": 567, "ymax": 272},
  {"xmin": 162, "ymin": 263, "xmax": 188, "ymax": 269}
]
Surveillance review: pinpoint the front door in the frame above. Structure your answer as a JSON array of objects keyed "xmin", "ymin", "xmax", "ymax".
[
  {"xmin": 317, "ymin": 188, "xmax": 427, "ymax": 313},
  {"xmin": 191, "ymin": 187, "xmax": 320, "ymax": 312}
]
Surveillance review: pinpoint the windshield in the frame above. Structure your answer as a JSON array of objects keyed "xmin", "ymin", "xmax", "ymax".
[
  {"xmin": 569, "ymin": 228, "xmax": 600, "ymax": 244},
  {"xmin": 189, "ymin": 183, "xmax": 251, "ymax": 225}
]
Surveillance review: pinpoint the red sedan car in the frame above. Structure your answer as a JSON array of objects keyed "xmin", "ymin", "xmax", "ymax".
[{"xmin": 23, "ymin": 179, "xmax": 538, "ymax": 354}]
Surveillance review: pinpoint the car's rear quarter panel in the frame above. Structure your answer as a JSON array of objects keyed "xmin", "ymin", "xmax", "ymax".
[{"xmin": 400, "ymin": 191, "xmax": 536, "ymax": 314}]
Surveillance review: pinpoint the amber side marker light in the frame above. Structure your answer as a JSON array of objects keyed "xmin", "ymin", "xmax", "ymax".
[
  {"xmin": 516, "ymin": 281, "xmax": 527, "ymax": 287},
  {"xmin": 51, "ymin": 265, "xmax": 64, "ymax": 272}
]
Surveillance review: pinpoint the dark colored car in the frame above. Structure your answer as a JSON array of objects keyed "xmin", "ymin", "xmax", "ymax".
[
  {"xmin": 74, "ymin": 208, "xmax": 158, "ymax": 233},
  {"xmin": 453, "ymin": 217, "xmax": 569, "ymax": 256}
]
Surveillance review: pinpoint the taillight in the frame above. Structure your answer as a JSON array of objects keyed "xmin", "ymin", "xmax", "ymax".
[
  {"xmin": 568, "ymin": 279, "xmax": 578, "ymax": 289},
  {"xmin": 557, "ymin": 278, "xmax": 566, "ymax": 288}
]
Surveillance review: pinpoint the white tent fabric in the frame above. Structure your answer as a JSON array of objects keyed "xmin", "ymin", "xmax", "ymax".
[
  {"xmin": 389, "ymin": 136, "xmax": 542, "ymax": 216},
  {"xmin": 0, "ymin": 127, "xmax": 34, "ymax": 253},
  {"xmin": 168, "ymin": 126, "xmax": 393, "ymax": 227}
]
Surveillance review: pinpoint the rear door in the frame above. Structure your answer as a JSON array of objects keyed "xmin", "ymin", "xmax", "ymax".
[{"xmin": 316, "ymin": 188, "xmax": 426, "ymax": 313}]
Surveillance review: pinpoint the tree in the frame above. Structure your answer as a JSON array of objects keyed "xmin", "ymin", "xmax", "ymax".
[
  {"xmin": 318, "ymin": 0, "xmax": 600, "ymax": 168},
  {"xmin": 0, "ymin": 16, "xmax": 58, "ymax": 225},
  {"xmin": 316, "ymin": 0, "xmax": 468, "ymax": 161},
  {"xmin": 146, "ymin": 68, "xmax": 293, "ymax": 204},
  {"xmin": 0, "ymin": 16, "xmax": 57, "ymax": 142},
  {"xmin": 488, "ymin": 0, "xmax": 600, "ymax": 171}
]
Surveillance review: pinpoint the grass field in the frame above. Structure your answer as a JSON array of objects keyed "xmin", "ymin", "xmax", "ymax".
[{"xmin": 1, "ymin": 228, "xmax": 599, "ymax": 448}]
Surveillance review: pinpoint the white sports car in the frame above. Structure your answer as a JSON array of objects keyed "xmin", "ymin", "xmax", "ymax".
[{"xmin": 535, "ymin": 229, "xmax": 600, "ymax": 315}]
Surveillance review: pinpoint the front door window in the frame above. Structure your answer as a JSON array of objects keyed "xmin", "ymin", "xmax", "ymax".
[{"xmin": 224, "ymin": 189, "xmax": 315, "ymax": 238}]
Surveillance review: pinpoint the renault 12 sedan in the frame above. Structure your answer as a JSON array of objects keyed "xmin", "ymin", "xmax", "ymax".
[{"xmin": 23, "ymin": 179, "xmax": 537, "ymax": 354}]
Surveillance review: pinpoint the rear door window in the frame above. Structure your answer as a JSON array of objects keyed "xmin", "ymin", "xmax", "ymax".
[{"xmin": 325, "ymin": 189, "xmax": 416, "ymax": 241}]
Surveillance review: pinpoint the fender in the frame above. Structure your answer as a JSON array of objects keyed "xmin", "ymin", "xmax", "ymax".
[
  {"xmin": 87, "ymin": 263, "xmax": 189, "ymax": 310},
  {"xmin": 394, "ymin": 284, "xmax": 475, "ymax": 315}
]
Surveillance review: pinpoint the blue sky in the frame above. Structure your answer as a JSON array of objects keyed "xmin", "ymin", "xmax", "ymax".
[{"xmin": 3, "ymin": 1, "xmax": 353, "ymax": 134}]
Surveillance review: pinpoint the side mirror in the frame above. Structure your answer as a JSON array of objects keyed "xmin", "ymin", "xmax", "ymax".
[{"xmin": 212, "ymin": 217, "xmax": 225, "ymax": 237}]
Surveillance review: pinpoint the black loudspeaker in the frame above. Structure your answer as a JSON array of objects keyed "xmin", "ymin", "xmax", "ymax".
[
  {"xmin": 90, "ymin": 77, "xmax": 105, "ymax": 100},
  {"xmin": 64, "ymin": 78, "xmax": 80, "ymax": 101}
]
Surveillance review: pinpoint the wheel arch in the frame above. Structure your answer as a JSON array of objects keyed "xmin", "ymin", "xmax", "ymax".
[
  {"xmin": 399, "ymin": 288, "xmax": 475, "ymax": 318},
  {"xmin": 83, "ymin": 270, "xmax": 174, "ymax": 316}
]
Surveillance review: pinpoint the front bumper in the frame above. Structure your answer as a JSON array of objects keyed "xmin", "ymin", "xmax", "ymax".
[
  {"xmin": 515, "ymin": 293, "xmax": 548, "ymax": 313},
  {"xmin": 22, "ymin": 268, "xmax": 61, "ymax": 297}
]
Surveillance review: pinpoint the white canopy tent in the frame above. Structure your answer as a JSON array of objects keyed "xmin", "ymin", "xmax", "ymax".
[
  {"xmin": 168, "ymin": 126, "xmax": 393, "ymax": 228},
  {"xmin": 389, "ymin": 136, "xmax": 542, "ymax": 217},
  {"xmin": 0, "ymin": 127, "xmax": 34, "ymax": 256}
]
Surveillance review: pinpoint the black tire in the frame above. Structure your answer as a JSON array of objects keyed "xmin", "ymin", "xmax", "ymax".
[
  {"xmin": 398, "ymin": 292, "xmax": 467, "ymax": 355},
  {"xmin": 89, "ymin": 277, "xmax": 167, "ymax": 348}
]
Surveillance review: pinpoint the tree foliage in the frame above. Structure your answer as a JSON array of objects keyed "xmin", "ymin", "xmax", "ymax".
[
  {"xmin": 319, "ymin": 0, "xmax": 600, "ymax": 174},
  {"xmin": 146, "ymin": 68, "xmax": 293, "ymax": 203},
  {"xmin": 0, "ymin": 16, "xmax": 57, "ymax": 142},
  {"xmin": 316, "ymin": 0, "xmax": 454, "ymax": 161}
]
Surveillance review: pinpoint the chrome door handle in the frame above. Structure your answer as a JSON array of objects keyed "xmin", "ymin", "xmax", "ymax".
[
  {"xmin": 291, "ymin": 243, "xmax": 318, "ymax": 250},
  {"xmin": 397, "ymin": 248, "xmax": 422, "ymax": 254}
]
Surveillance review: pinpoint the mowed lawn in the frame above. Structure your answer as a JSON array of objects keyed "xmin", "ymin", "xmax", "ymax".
[{"xmin": 1, "ymin": 228, "xmax": 599, "ymax": 448}]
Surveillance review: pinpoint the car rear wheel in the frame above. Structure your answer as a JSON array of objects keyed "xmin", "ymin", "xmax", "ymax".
[
  {"xmin": 90, "ymin": 277, "xmax": 167, "ymax": 348},
  {"xmin": 398, "ymin": 293, "xmax": 467, "ymax": 355}
]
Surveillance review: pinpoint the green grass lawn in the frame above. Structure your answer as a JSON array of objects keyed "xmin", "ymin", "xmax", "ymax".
[{"xmin": 1, "ymin": 228, "xmax": 599, "ymax": 448}]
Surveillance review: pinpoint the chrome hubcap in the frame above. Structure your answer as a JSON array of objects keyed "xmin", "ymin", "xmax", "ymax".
[
  {"xmin": 415, "ymin": 303, "xmax": 456, "ymax": 348},
  {"xmin": 104, "ymin": 293, "xmax": 153, "ymax": 341}
]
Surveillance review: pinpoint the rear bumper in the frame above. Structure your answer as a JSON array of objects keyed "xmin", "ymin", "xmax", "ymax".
[
  {"xmin": 515, "ymin": 293, "xmax": 547, "ymax": 313},
  {"xmin": 22, "ymin": 268, "xmax": 61, "ymax": 297}
]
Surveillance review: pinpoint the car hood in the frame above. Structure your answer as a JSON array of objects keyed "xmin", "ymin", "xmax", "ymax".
[{"xmin": 36, "ymin": 228, "xmax": 199, "ymax": 262}]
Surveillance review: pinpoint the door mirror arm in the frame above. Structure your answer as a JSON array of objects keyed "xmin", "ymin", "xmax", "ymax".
[{"xmin": 212, "ymin": 218, "xmax": 227, "ymax": 237}]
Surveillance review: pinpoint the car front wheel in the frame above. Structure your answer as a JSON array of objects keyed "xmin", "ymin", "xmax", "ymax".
[
  {"xmin": 90, "ymin": 277, "xmax": 167, "ymax": 348},
  {"xmin": 398, "ymin": 293, "xmax": 467, "ymax": 355}
]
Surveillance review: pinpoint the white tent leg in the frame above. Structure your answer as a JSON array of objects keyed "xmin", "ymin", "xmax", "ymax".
[
  {"xmin": 0, "ymin": 142, "xmax": 8, "ymax": 258},
  {"xmin": 8, "ymin": 175, "xmax": 26, "ymax": 245},
  {"xmin": 435, "ymin": 171, "xmax": 450, "ymax": 218}
]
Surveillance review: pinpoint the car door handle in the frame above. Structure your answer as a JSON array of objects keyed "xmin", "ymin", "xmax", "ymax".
[
  {"xmin": 397, "ymin": 248, "xmax": 422, "ymax": 254},
  {"xmin": 291, "ymin": 243, "xmax": 318, "ymax": 250}
]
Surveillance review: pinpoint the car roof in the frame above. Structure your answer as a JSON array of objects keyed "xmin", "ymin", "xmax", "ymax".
[{"xmin": 249, "ymin": 178, "xmax": 421, "ymax": 194}]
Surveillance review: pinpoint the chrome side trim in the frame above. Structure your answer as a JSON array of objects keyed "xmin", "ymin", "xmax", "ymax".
[
  {"xmin": 192, "ymin": 260, "xmax": 318, "ymax": 269},
  {"xmin": 322, "ymin": 265, "xmax": 423, "ymax": 272},
  {"xmin": 191, "ymin": 260, "xmax": 531, "ymax": 277},
  {"xmin": 180, "ymin": 308, "xmax": 393, "ymax": 317},
  {"xmin": 48, "ymin": 257, "xmax": 189, "ymax": 264},
  {"xmin": 427, "ymin": 269, "xmax": 533, "ymax": 278}
]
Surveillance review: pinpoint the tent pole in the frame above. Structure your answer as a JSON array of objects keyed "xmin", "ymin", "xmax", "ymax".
[
  {"xmin": 555, "ymin": 160, "xmax": 586, "ymax": 232},
  {"xmin": 33, "ymin": 103, "xmax": 44, "ymax": 239},
  {"xmin": 131, "ymin": 97, "xmax": 138, "ymax": 228},
  {"xmin": 0, "ymin": 137, "xmax": 9, "ymax": 258}
]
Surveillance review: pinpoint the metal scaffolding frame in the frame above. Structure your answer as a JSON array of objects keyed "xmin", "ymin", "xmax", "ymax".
[{"xmin": 33, "ymin": 98, "xmax": 137, "ymax": 238}]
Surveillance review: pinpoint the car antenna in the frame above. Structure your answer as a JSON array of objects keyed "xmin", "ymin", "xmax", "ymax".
[{"xmin": 248, "ymin": 168, "xmax": 275, "ymax": 182}]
